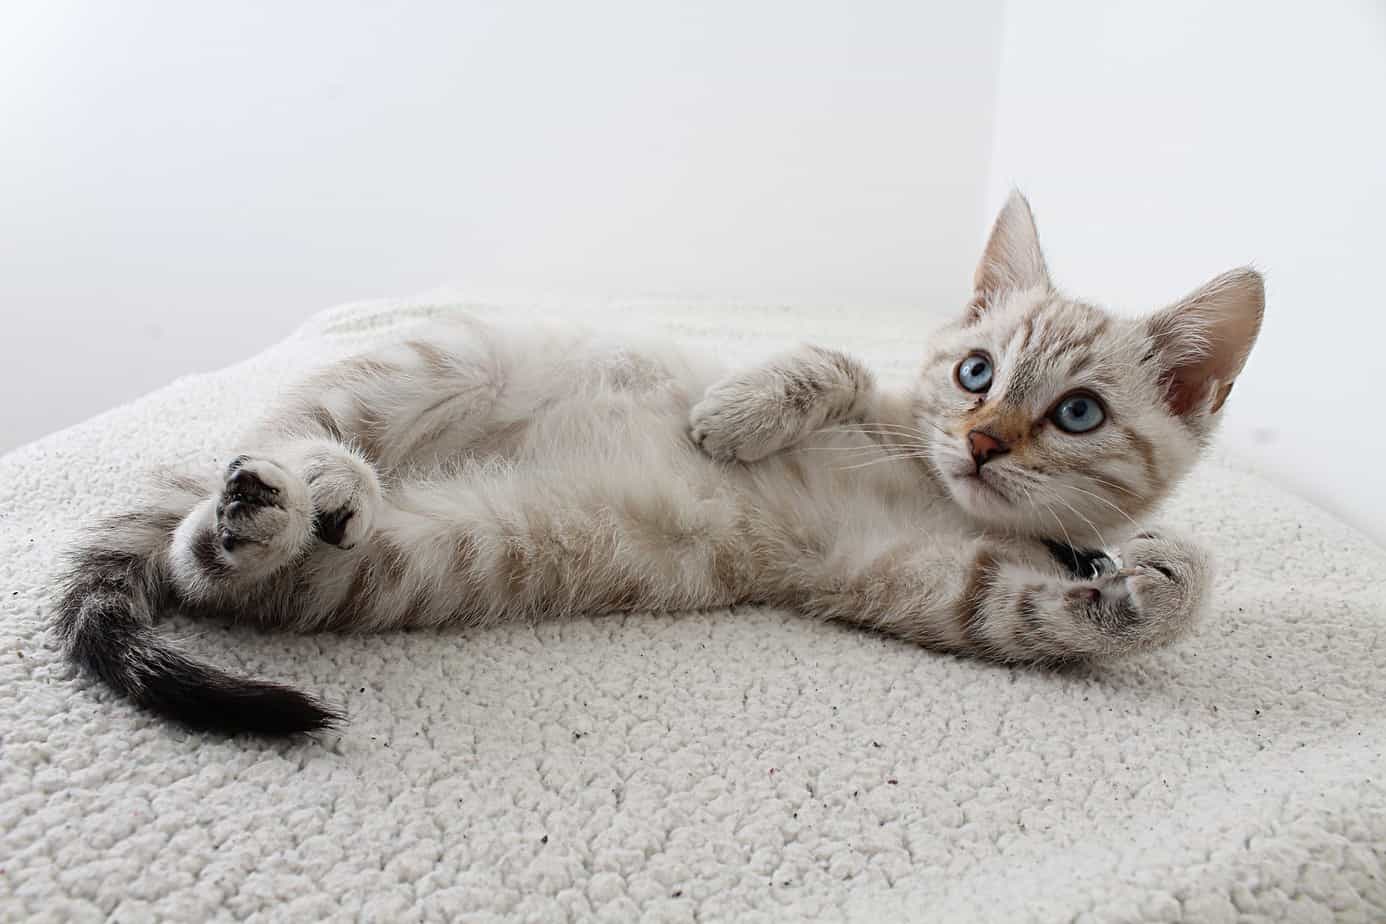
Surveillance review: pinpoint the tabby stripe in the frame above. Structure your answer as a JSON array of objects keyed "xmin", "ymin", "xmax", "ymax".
[
  {"xmin": 1014, "ymin": 584, "xmax": 1075, "ymax": 659},
  {"xmin": 1122, "ymin": 427, "xmax": 1159, "ymax": 485},
  {"xmin": 1055, "ymin": 316, "xmax": 1110, "ymax": 360},
  {"xmin": 956, "ymin": 550, "xmax": 999, "ymax": 649},
  {"xmin": 376, "ymin": 537, "xmax": 410, "ymax": 586},
  {"xmin": 307, "ymin": 405, "xmax": 344, "ymax": 441},
  {"xmin": 1011, "ymin": 586, "xmax": 1045, "ymax": 657},
  {"xmin": 190, "ymin": 528, "xmax": 231, "ymax": 580},
  {"xmin": 406, "ymin": 339, "xmax": 456, "ymax": 376},
  {"xmin": 344, "ymin": 357, "xmax": 399, "ymax": 379},
  {"xmin": 351, "ymin": 395, "xmax": 388, "ymax": 463}
]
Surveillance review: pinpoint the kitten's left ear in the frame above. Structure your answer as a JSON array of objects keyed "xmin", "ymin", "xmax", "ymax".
[
  {"xmin": 970, "ymin": 190, "xmax": 1052, "ymax": 319},
  {"xmin": 1144, "ymin": 267, "xmax": 1265, "ymax": 417}
]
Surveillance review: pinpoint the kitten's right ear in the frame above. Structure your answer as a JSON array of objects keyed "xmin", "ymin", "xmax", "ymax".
[{"xmin": 970, "ymin": 190, "xmax": 1052, "ymax": 319}]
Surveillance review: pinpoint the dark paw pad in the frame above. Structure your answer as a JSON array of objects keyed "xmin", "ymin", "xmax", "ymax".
[
  {"xmin": 313, "ymin": 508, "xmax": 355, "ymax": 546},
  {"xmin": 1043, "ymin": 540, "xmax": 1114, "ymax": 579},
  {"xmin": 224, "ymin": 467, "xmax": 280, "ymax": 508},
  {"xmin": 220, "ymin": 499, "xmax": 251, "ymax": 522}
]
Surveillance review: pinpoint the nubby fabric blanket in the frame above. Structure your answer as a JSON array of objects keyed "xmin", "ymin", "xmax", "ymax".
[{"xmin": 2, "ymin": 297, "xmax": 1383, "ymax": 922}]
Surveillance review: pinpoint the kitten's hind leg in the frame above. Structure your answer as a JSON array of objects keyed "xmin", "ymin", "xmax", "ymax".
[
  {"xmin": 168, "ymin": 456, "xmax": 314, "ymax": 594},
  {"xmin": 291, "ymin": 439, "xmax": 382, "ymax": 550},
  {"xmin": 168, "ymin": 439, "xmax": 382, "ymax": 601}
]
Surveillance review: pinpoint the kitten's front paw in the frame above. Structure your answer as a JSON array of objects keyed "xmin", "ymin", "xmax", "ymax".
[
  {"xmin": 1116, "ymin": 531, "xmax": 1213, "ymax": 645},
  {"xmin": 690, "ymin": 383, "xmax": 794, "ymax": 463},
  {"xmin": 301, "ymin": 448, "xmax": 382, "ymax": 550},
  {"xmin": 214, "ymin": 456, "xmax": 314, "ymax": 574},
  {"xmin": 1054, "ymin": 530, "xmax": 1212, "ymax": 657}
]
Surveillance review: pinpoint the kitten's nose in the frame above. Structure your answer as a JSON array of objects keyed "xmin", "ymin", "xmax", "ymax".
[{"xmin": 967, "ymin": 429, "xmax": 1009, "ymax": 469}]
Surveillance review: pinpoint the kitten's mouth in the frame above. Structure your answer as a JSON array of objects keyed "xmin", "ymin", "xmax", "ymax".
[{"xmin": 953, "ymin": 470, "xmax": 1011, "ymax": 505}]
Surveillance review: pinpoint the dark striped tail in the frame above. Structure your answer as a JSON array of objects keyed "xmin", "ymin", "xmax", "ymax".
[{"xmin": 54, "ymin": 544, "xmax": 340, "ymax": 736}]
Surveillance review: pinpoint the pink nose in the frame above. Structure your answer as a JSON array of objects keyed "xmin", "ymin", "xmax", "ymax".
[{"xmin": 967, "ymin": 429, "xmax": 1009, "ymax": 469}]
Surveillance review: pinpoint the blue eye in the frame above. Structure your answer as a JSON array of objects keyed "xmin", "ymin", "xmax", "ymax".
[
  {"xmin": 1051, "ymin": 393, "xmax": 1106, "ymax": 433},
  {"xmin": 956, "ymin": 353, "xmax": 993, "ymax": 393}
]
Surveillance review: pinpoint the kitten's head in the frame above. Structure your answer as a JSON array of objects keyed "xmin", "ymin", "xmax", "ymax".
[{"xmin": 917, "ymin": 191, "xmax": 1263, "ymax": 543}]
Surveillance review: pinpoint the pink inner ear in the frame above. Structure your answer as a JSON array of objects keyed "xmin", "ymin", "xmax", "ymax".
[
  {"xmin": 1149, "ymin": 268, "xmax": 1264, "ymax": 417},
  {"xmin": 1164, "ymin": 312, "xmax": 1259, "ymax": 415},
  {"xmin": 1163, "ymin": 365, "xmax": 1222, "ymax": 417},
  {"xmin": 1162, "ymin": 339, "xmax": 1240, "ymax": 415}
]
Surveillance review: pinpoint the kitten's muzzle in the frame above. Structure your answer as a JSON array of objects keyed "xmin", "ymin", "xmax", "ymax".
[{"xmin": 967, "ymin": 429, "xmax": 1010, "ymax": 471}]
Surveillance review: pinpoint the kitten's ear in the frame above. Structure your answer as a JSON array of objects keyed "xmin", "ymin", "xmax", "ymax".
[
  {"xmin": 970, "ymin": 190, "xmax": 1051, "ymax": 318},
  {"xmin": 1144, "ymin": 267, "xmax": 1265, "ymax": 417}
]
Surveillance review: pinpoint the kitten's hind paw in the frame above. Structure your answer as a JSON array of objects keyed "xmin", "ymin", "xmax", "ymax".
[
  {"xmin": 212, "ymin": 456, "xmax": 315, "ymax": 575},
  {"xmin": 301, "ymin": 447, "xmax": 381, "ymax": 550}
]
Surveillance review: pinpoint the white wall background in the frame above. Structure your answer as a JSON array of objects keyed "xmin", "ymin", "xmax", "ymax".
[
  {"xmin": 0, "ymin": 0, "xmax": 1004, "ymax": 451},
  {"xmin": 3, "ymin": 0, "xmax": 1384, "ymax": 543},
  {"xmin": 986, "ymin": 0, "xmax": 1386, "ymax": 543}
]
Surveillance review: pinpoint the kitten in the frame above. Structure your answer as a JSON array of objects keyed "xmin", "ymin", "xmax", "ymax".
[{"xmin": 54, "ymin": 193, "xmax": 1264, "ymax": 735}]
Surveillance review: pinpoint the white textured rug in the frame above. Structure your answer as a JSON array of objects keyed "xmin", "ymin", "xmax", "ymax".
[{"xmin": 2, "ymin": 296, "xmax": 1384, "ymax": 923}]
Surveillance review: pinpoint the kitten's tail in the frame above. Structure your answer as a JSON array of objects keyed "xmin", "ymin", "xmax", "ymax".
[{"xmin": 54, "ymin": 544, "xmax": 340, "ymax": 736}]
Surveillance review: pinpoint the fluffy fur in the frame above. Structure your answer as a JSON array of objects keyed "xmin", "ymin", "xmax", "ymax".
[{"xmin": 54, "ymin": 193, "xmax": 1265, "ymax": 735}]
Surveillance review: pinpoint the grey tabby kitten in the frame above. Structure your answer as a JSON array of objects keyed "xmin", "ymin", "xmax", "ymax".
[{"xmin": 56, "ymin": 193, "xmax": 1264, "ymax": 735}]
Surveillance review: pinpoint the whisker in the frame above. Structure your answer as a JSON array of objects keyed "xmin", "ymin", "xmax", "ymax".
[
  {"xmin": 837, "ymin": 419, "xmax": 931, "ymax": 433},
  {"xmin": 1016, "ymin": 483, "xmax": 1052, "ymax": 541},
  {"xmin": 834, "ymin": 451, "xmax": 934, "ymax": 472},
  {"xmin": 1040, "ymin": 488, "xmax": 1109, "ymax": 550},
  {"xmin": 819, "ymin": 427, "xmax": 920, "ymax": 443},
  {"xmin": 798, "ymin": 444, "xmax": 921, "ymax": 454},
  {"xmin": 836, "ymin": 419, "xmax": 951, "ymax": 439},
  {"xmin": 1062, "ymin": 484, "xmax": 1142, "ymax": 531},
  {"xmin": 800, "ymin": 437, "xmax": 928, "ymax": 454},
  {"xmin": 827, "ymin": 431, "xmax": 932, "ymax": 448},
  {"xmin": 1030, "ymin": 492, "xmax": 1076, "ymax": 554},
  {"xmin": 1084, "ymin": 474, "xmax": 1142, "ymax": 498},
  {"xmin": 811, "ymin": 441, "xmax": 931, "ymax": 456}
]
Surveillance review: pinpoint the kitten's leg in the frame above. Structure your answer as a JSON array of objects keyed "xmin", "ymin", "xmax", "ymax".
[
  {"xmin": 56, "ymin": 326, "xmax": 498, "ymax": 732},
  {"xmin": 166, "ymin": 440, "xmax": 381, "ymax": 603},
  {"xmin": 167, "ymin": 324, "xmax": 501, "ymax": 597},
  {"xmin": 248, "ymin": 468, "xmax": 754, "ymax": 634},
  {"xmin": 798, "ymin": 531, "xmax": 1212, "ymax": 663},
  {"xmin": 164, "ymin": 322, "xmax": 505, "ymax": 609},
  {"xmin": 264, "ymin": 328, "xmax": 503, "ymax": 474},
  {"xmin": 690, "ymin": 345, "xmax": 876, "ymax": 461}
]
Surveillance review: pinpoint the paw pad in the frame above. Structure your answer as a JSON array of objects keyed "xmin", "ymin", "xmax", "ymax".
[
  {"xmin": 224, "ymin": 467, "xmax": 281, "ymax": 508},
  {"xmin": 313, "ymin": 508, "xmax": 356, "ymax": 547}
]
